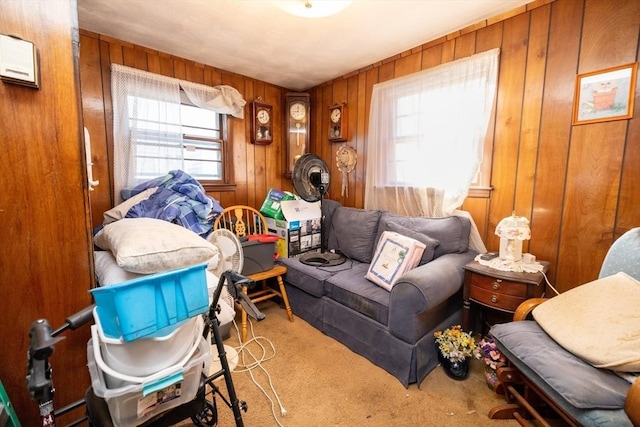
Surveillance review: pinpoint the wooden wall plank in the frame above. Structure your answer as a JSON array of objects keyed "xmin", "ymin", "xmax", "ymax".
[
  {"xmin": 487, "ymin": 11, "xmax": 530, "ymax": 251},
  {"xmin": 514, "ymin": 4, "xmax": 551, "ymax": 254},
  {"xmin": 557, "ymin": 123, "xmax": 627, "ymax": 288},
  {"xmin": 528, "ymin": 0, "xmax": 584, "ymax": 285}
]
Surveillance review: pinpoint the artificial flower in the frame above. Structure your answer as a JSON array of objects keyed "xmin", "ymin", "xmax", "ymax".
[{"xmin": 434, "ymin": 325, "xmax": 482, "ymax": 363}]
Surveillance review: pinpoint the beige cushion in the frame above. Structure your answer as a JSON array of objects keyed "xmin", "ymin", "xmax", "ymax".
[
  {"xmin": 102, "ymin": 187, "xmax": 158, "ymax": 225},
  {"xmin": 533, "ymin": 272, "xmax": 640, "ymax": 372},
  {"xmin": 94, "ymin": 218, "xmax": 218, "ymax": 274}
]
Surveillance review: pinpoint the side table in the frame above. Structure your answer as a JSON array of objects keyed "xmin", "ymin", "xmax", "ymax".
[{"xmin": 462, "ymin": 260, "xmax": 550, "ymax": 333}]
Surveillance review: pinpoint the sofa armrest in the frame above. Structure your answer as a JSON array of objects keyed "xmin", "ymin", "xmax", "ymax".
[{"xmin": 388, "ymin": 251, "xmax": 476, "ymax": 343}]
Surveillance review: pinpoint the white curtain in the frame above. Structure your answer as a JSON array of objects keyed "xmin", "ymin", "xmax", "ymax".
[
  {"xmin": 181, "ymin": 80, "xmax": 246, "ymax": 119},
  {"xmin": 365, "ymin": 48, "xmax": 500, "ymax": 217},
  {"xmin": 111, "ymin": 64, "xmax": 181, "ymax": 204},
  {"xmin": 111, "ymin": 64, "xmax": 246, "ymax": 203}
]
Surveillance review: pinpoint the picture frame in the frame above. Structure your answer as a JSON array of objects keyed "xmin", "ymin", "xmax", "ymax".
[{"xmin": 572, "ymin": 63, "xmax": 637, "ymax": 125}]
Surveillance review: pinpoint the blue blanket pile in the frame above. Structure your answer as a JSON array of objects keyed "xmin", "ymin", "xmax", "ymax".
[{"xmin": 121, "ymin": 170, "xmax": 223, "ymax": 236}]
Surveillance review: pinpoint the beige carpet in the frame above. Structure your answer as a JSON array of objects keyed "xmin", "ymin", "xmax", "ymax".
[{"xmin": 176, "ymin": 301, "xmax": 525, "ymax": 427}]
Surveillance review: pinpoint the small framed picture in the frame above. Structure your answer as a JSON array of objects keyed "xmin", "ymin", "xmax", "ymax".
[{"xmin": 572, "ymin": 63, "xmax": 637, "ymax": 125}]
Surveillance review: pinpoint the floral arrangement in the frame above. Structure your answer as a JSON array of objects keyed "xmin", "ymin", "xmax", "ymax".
[
  {"xmin": 434, "ymin": 325, "xmax": 482, "ymax": 362},
  {"xmin": 477, "ymin": 336, "xmax": 507, "ymax": 370}
]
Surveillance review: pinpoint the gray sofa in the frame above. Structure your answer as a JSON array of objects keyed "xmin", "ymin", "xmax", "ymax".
[{"xmin": 278, "ymin": 200, "xmax": 477, "ymax": 387}]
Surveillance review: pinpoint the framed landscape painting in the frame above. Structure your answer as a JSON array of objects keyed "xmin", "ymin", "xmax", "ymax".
[{"xmin": 572, "ymin": 63, "xmax": 637, "ymax": 125}]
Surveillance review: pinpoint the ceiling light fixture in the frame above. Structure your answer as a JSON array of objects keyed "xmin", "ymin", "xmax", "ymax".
[{"xmin": 275, "ymin": 0, "xmax": 353, "ymax": 18}]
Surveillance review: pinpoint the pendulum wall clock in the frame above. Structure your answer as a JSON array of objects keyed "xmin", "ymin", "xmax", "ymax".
[{"xmin": 285, "ymin": 92, "xmax": 310, "ymax": 177}]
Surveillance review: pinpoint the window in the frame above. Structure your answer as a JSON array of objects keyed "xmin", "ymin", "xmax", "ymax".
[
  {"xmin": 111, "ymin": 64, "xmax": 245, "ymax": 203},
  {"xmin": 129, "ymin": 93, "xmax": 227, "ymax": 183},
  {"xmin": 365, "ymin": 48, "xmax": 499, "ymax": 216}
]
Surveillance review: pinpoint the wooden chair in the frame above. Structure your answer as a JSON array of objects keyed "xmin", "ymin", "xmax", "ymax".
[{"xmin": 213, "ymin": 205, "xmax": 293, "ymax": 342}]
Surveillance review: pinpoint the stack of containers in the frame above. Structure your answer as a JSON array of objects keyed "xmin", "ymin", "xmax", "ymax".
[{"xmin": 88, "ymin": 263, "xmax": 211, "ymax": 427}]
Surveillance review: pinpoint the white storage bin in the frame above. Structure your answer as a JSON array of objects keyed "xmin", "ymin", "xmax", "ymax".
[
  {"xmin": 94, "ymin": 311, "xmax": 203, "ymax": 378},
  {"xmin": 87, "ymin": 336, "xmax": 210, "ymax": 427},
  {"xmin": 90, "ymin": 320, "xmax": 203, "ymax": 389}
]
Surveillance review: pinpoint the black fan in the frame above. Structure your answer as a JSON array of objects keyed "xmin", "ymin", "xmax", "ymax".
[{"xmin": 292, "ymin": 154, "xmax": 345, "ymax": 267}]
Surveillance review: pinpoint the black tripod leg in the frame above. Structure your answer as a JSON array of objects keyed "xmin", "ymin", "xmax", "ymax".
[{"xmin": 210, "ymin": 319, "xmax": 245, "ymax": 427}]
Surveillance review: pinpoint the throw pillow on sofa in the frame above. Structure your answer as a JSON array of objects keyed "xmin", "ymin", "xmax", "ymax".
[
  {"xmin": 377, "ymin": 213, "xmax": 470, "ymax": 259},
  {"xmin": 366, "ymin": 231, "xmax": 426, "ymax": 291},
  {"xmin": 383, "ymin": 221, "xmax": 439, "ymax": 265},
  {"xmin": 327, "ymin": 206, "xmax": 382, "ymax": 263}
]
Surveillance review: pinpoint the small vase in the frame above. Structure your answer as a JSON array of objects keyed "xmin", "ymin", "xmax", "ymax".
[{"xmin": 437, "ymin": 351, "xmax": 470, "ymax": 380}]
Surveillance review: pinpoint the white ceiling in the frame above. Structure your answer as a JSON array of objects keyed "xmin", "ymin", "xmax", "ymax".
[{"xmin": 77, "ymin": 0, "xmax": 532, "ymax": 91}]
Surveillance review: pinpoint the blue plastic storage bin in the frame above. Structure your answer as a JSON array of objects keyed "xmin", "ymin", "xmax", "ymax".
[{"xmin": 90, "ymin": 263, "xmax": 209, "ymax": 342}]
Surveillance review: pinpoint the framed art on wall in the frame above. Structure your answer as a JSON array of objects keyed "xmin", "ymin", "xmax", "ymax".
[{"xmin": 572, "ymin": 63, "xmax": 637, "ymax": 125}]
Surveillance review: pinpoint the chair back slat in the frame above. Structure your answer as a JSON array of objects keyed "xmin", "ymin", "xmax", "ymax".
[{"xmin": 214, "ymin": 205, "xmax": 268, "ymax": 238}]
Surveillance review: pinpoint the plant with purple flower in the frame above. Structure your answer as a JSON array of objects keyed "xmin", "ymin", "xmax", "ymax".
[{"xmin": 478, "ymin": 336, "xmax": 507, "ymax": 370}]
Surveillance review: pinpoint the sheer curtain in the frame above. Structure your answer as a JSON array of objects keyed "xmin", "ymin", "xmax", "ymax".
[
  {"xmin": 365, "ymin": 48, "xmax": 500, "ymax": 218},
  {"xmin": 111, "ymin": 64, "xmax": 246, "ymax": 203}
]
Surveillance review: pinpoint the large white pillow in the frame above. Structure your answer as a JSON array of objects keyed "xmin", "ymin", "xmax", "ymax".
[
  {"xmin": 533, "ymin": 272, "xmax": 640, "ymax": 372},
  {"xmin": 94, "ymin": 218, "xmax": 218, "ymax": 274},
  {"xmin": 94, "ymin": 250, "xmax": 142, "ymax": 285},
  {"xmin": 365, "ymin": 231, "xmax": 425, "ymax": 291}
]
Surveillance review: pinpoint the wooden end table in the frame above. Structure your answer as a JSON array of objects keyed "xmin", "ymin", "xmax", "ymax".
[{"xmin": 462, "ymin": 260, "xmax": 550, "ymax": 334}]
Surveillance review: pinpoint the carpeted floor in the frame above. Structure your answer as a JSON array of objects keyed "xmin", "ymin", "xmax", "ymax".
[{"xmin": 177, "ymin": 301, "xmax": 525, "ymax": 427}]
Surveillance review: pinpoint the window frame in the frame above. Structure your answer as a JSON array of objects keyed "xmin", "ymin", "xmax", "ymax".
[{"xmin": 179, "ymin": 93, "xmax": 235, "ymax": 192}]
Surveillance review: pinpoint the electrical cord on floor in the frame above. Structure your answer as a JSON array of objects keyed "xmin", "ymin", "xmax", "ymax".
[{"xmin": 229, "ymin": 317, "xmax": 287, "ymax": 426}]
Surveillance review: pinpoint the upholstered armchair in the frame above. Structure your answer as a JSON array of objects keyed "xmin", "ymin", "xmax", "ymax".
[{"xmin": 488, "ymin": 227, "xmax": 640, "ymax": 426}]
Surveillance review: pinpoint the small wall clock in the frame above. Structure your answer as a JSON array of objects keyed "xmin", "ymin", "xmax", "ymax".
[
  {"xmin": 251, "ymin": 99, "xmax": 273, "ymax": 145},
  {"xmin": 328, "ymin": 102, "xmax": 347, "ymax": 142}
]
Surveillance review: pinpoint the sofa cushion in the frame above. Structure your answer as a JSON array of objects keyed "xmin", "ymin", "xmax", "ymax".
[
  {"xmin": 383, "ymin": 221, "xmax": 439, "ymax": 265},
  {"xmin": 533, "ymin": 272, "xmax": 640, "ymax": 372},
  {"xmin": 490, "ymin": 321, "xmax": 630, "ymax": 409},
  {"xmin": 377, "ymin": 213, "xmax": 470, "ymax": 259},
  {"xmin": 325, "ymin": 262, "xmax": 391, "ymax": 325},
  {"xmin": 327, "ymin": 207, "xmax": 382, "ymax": 263},
  {"xmin": 278, "ymin": 256, "xmax": 338, "ymax": 298}
]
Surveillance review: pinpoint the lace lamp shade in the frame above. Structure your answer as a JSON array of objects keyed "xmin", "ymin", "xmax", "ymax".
[{"xmin": 495, "ymin": 213, "xmax": 531, "ymax": 262}]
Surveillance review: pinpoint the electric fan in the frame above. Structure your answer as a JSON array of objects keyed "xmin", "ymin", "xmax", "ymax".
[
  {"xmin": 291, "ymin": 154, "xmax": 346, "ymax": 266},
  {"xmin": 207, "ymin": 228, "xmax": 265, "ymax": 322},
  {"xmin": 207, "ymin": 228, "xmax": 243, "ymax": 309},
  {"xmin": 207, "ymin": 229, "xmax": 244, "ymax": 276}
]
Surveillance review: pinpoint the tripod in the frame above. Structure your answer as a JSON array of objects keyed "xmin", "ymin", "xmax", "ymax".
[{"xmin": 26, "ymin": 269, "xmax": 264, "ymax": 427}]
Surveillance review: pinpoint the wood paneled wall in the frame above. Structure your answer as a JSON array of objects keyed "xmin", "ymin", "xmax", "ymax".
[
  {"xmin": 309, "ymin": 0, "xmax": 639, "ymax": 292},
  {"xmin": 79, "ymin": 30, "xmax": 293, "ymax": 228},
  {"xmin": 0, "ymin": 0, "xmax": 94, "ymax": 424},
  {"xmin": 80, "ymin": 0, "xmax": 639, "ymax": 297}
]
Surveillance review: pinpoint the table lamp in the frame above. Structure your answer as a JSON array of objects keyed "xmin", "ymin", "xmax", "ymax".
[{"xmin": 495, "ymin": 212, "xmax": 531, "ymax": 262}]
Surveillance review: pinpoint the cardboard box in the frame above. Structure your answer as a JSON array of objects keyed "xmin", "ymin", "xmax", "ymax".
[
  {"xmin": 259, "ymin": 188, "xmax": 297, "ymax": 220},
  {"xmin": 266, "ymin": 200, "xmax": 322, "ymax": 258}
]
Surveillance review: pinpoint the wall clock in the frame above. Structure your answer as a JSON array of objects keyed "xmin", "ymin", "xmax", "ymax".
[
  {"xmin": 328, "ymin": 102, "xmax": 347, "ymax": 142},
  {"xmin": 285, "ymin": 92, "xmax": 310, "ymax": 176},
  {"xmin": 251, "ymin": 99, "xmax": 273, "ymax": 145}
]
